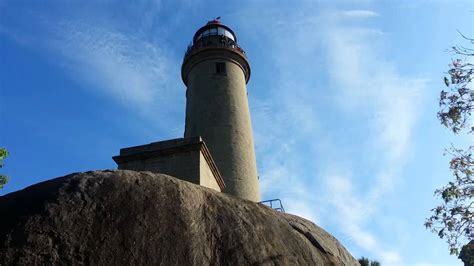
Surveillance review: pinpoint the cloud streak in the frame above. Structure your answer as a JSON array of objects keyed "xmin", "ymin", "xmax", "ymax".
[
  {"xmin": 49, "ymin": 21, "xmax": 173, "ymax": 112},
  {"xmin": 341, "ymin": 10, "xmax": 379, "ymax": 18},
  {"xmin": 241, "ymin": 7, "xmax": 427, "ymax": 265},
  {"xmin": 0, "ymin": 2, "xmax": 187, "ymax": 129},
  {"xmin": 320, "ymin": 14, "xmax": 427, "ymax": 265}
]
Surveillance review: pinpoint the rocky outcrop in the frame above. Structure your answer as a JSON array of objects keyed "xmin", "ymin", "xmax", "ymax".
[{"xmin": 0, "ymin": 170, "xmax": 358, "ymax": 265}]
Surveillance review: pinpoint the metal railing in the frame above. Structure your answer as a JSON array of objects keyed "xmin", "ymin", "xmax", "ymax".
[
  {"xmin": 184, "ymin": 37, "xmax": 246, "ymax": 58},
  {"xmin": 260, "ymin": 199, "xmax": 285, "ymax": 213}
]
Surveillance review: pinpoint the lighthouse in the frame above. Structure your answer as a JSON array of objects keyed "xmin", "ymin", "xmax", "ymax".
[
  {"xmin": 113, "ymin": 19, "xmax": 260, "ymax": 202},
  {"xmin": 182, "ymin": 20, "xmax": 260, "ymax": 202}
]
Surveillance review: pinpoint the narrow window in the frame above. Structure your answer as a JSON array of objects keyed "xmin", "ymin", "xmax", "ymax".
[{"xmin": 215, "ymin": 62, "xmax": 226, "ymax": 74}]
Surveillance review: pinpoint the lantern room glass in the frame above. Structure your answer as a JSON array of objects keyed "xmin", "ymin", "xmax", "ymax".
[{"xmin": 195, "ymin": 26, "xmax": 235, "ymax": 42}]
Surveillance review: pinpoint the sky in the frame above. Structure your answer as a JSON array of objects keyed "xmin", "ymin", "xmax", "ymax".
[{"xmin": 1, "ymin": 0, "xmax": 473, "ymax": 265}]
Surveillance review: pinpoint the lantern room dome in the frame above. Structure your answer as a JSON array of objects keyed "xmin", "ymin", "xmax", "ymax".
[
  {"xmin": 183, "ymin": 19, "xmax": 250, "ymax": 85},
  {"xmin": 192, "ymin": 19, "xmax": 237, "ymax": 43}
]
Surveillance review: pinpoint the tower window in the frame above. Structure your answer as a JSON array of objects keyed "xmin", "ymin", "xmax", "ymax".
[{"xmin": 215, "ymin": 62, "xmax": 226, "ymax": 74}]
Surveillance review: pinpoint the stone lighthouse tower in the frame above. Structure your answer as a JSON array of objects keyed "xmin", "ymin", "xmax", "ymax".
[
  {"xmin": 113, "ymin": 19, "xmax": 259, "ymax": 202},
  {"xmin": 182, "ymin": 19, "xmax": 260, "ymax": 202}
]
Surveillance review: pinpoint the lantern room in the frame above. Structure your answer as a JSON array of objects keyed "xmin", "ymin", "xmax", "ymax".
[
  {"xmin": 192, "ymin": 19, "xmax": 237, "ymax": 43},
  {"xmin": 182, "ymin": 19, "xmax": 250, "ymax": 85}
]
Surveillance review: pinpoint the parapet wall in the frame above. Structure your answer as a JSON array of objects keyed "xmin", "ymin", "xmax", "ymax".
[{"xmin": 113, "ymin": 137, "xmax": 225, "ymax": 192}]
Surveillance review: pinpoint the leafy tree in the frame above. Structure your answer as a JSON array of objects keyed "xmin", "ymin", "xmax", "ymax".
[
  {"xmin": 370, "ymin": 261, "xmax": 381, "ymax": 266},
  {"xmin": 0, "ymin": 148, "xmax": 8, "ymax": 189},
  {"xmin": 358, "ymin": 257, "xmax": 369, "ymax": 266},
  {"xmin": 425, "ymin": 146, "xmax": 473, "ymax": 255},
  {"xmin": 439, "ymin": 34, "xmax": 473, "ymax": 134},
  {"xmin": 358, "ymin": 257, "xmax": 381, "ymax": 266},
  {"xmin": 424, "ymin": 34, "xmax": 474, "ymax": 256}
]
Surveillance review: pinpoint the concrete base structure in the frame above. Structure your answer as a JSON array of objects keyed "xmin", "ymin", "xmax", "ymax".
[{"xmin": 113, "ymin": 137, "xmax": 225, "ymax": 192}]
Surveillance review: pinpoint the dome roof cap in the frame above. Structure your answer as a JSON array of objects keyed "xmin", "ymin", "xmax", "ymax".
[{"xmin": 206, "ymin": 18, "xmax": 222, "ymax": 25}]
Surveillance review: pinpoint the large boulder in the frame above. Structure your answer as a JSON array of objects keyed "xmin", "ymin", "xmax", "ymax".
[{"xmin": 0, "ymin": 170, "xmax": 358, "ymax": 265}]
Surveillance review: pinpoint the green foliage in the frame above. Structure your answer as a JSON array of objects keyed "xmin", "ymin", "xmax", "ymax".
[
  {"xmin": 424, "ymin": 146, "xmax": 473, "ymax": 255},
  {"xmin": 426, "ymin": 34, "xmax": 474, "ymax": 257},
  {"xmin": 358, "ymin": 257, "xmax": 381, "ymax": 266},
  {"xmin": 438, "ymin": 35, "xmax": 473, "ymax": 134},
  {"xmin": 0, "ymin": 148, "xmax": 8, "ymax": 189},
  {"xmin": 358, "ymin": 257, "xmax": 369, "ymax": 266}
]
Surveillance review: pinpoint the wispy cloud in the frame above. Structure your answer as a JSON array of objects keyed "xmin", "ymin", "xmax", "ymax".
[
  {"xmin": 0, "ymin": 3, "xmax": 187, "ymax": 136},
  {"xmin": 48, "ymin": 21, "xmax": 174, "ymax": 112},
  {"xmin": 240, "ymin": 6, "xmax": 427, "ymax": 265},
  {"xmin": 325, "ymin": 175, "xmax": 403, "ymax": 265},
  {"xmin": 320, "ymin": 14, "xmax": 427, "ymax": 265},
  {"xmin": 341, "ymin": 10, "xmax": 379, "ymax": 18}
]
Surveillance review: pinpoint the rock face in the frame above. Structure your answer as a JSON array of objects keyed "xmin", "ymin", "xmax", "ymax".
[{"xmin": 0, "ymin": 170, "xmax": 358, "ymax": 265}]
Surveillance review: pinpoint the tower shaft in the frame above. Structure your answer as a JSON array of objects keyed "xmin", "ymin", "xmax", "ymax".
[{"xmin": 182, "ymin": 21, "xmax": 260, "ymax": 201}]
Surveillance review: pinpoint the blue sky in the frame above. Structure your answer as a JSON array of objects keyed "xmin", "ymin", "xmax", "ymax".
[{"xmin": 1, "ymin": 0, "xmax": 473, "ymax": 265}]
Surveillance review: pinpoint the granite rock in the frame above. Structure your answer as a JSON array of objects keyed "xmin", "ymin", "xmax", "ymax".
[{"xmin": 0, "ymin": 170, "xmax": 358, "ymax": 265}]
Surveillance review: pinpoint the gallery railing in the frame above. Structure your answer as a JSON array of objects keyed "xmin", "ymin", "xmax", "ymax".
[
  {"xmin": 260, "ymin": 199, "xmax": 285, "ymax": 213},
  {"xmin": 184, "ymin": 38, "xmax": 247, "ymax": 59}
]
